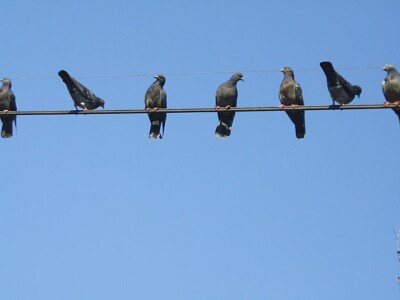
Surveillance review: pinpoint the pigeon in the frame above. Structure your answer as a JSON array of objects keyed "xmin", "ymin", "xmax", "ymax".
[
  {"xmin": 215, "ymin": 72, "xmax": 244, "ymax": 138},
  {"xmin": 320, "ymin": 61, "xmax": 362, "ymax": 105},
  {"xmin": 382, "ymin": 64, "xmax": 400, "ymax": 122},
  {"xmin": 0, "ymin": 78, "xmax": 17, "ymax": 138},
  {"xmin": 279, "ymin": 66, "xmax": 305, "ymax": 139},
  {"xmin": 144, "ymin": 75, "xmax": 167, "ymax": 139},
  {"xmin": 58, "ymin": 70, "xmax": 105, "ymax": 110}
]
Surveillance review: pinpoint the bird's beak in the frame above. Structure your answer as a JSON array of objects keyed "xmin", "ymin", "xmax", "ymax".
[
  {"xmin": 279, "ymin": 68, "xmax": 284, "ymax": 72},
  {"xmin": 154, "ymin": 76, "xmax": 158, "ymax": 79},
  {"xmin": 0, "ymin": 79, "xmax": 3, "ymax": 83},
  {"xmin": 240, "ymin": 77, "xmax": 244, "ymax": 82}
]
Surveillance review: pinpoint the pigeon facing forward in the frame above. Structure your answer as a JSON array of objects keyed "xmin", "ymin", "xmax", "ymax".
[
  {"xmin": 0, "ymin": 78, "xmax": 17, "ymax": 138},
  {"xmin": 382, "ymin": 64, "xmax": 400, "ymax": 121},
  {"xmin": 145, "ymin": 75, "xmax": 167, "ymax": 139},
  {"xmin": 215, "ymin": 72, "xmax": 244, "ymax": 138},
  {"xmin": 279, "ymin": 67, "xmax": 305, "ymax": 139},
  {"xmin": 320, "ymin": 61, "xmax": 362, "ymax": 105},
  {"xmin": 58, "ymin": 70, "xmax": 105, "ymax": 110}
]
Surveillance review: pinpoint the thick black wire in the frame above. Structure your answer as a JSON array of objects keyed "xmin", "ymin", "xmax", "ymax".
[{"xmin": 2, "ymin": 103, "xmax": 396, "ymax": 116}]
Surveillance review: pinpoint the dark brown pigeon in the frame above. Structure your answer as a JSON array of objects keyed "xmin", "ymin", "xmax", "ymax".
[
  {"xmin": 382, "ymin": 64, "xmax": 400, "ymax": 122},
  {"xmin": 145, "ymin": 75, "xmax": 167, "ymax": 139},
  {"xmin": 0, "ymin": 78, "xmax": 17, "ymax": 138},
  {"xmin": 58, "ymin": 70, "xmax": 105, "ymax": 110},
  {"xmin": 320, "ymin": 61, "xmax": 362, "ymax": 105},
  {"xmin": 279, "ymin": 66, "xmax": 305, "ymax": 139},
  {"xmin": 215, "ymin": 72, "xmax": 244, "ymax": 138}
]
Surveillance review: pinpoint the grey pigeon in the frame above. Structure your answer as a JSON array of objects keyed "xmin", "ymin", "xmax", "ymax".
[
  {"xmin": 0, "ymin": 78, "xmax": 17, "ymax": 138},
  {"xmin": 382, "ymin": 64, "xmax": 400, "ymax": 121},
  {"xmin": 320, "ymin": 61, "xmax": 362, "ymax": 105},
  {"xmin": 215, "ymin": 72, "xmax": 244, "ymax": 138},
  {"xmin": 58, "ymin": 70, "xmax": 105, "ymax": 110},
  {"xmin": 145, "ymin": 75, "xmax": 167, "ymax": 139},
  {"xmin": 279, "ymin": 66, "xmax": 305, "ymax": 139}
]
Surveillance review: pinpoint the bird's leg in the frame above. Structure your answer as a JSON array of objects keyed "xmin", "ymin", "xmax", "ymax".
[
  {"xmin": 145, "ymin": 107, "xmax": 151, "ymax": 112},
  {"xmin": 225, "ymin": 105, "xmax": 231, "ymax": 110},
  {"xmin": 384, "ymin": 101, "xmax": 391, "ymax": 107},
  {"xmin": 83, "ymin": 107, "xmax": 89, "ymax": 111},
  {"xmin": 279, "ymin": 104, "xmax": 285, "ymax": 109},
  {"xmin": 2, "ymin": 110, "xmax": 9, "ymax": 113},
  {"xmin": 215, "ymin": 106, "xmax": 221, "ymax": 110},
  {"xmin": 154, "ymin": 107, "xmax": 159, "ymax": 111}
]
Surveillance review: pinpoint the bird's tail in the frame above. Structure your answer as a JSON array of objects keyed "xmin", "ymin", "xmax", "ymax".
[
  {"xmin": 393, "ymin": 108, "xmax": 400, "ymax": 125},
  {"xmin": 215, "ymin": 121, "xmax": 231, "ymax": 138},
  {"xmin": 320, "ymin": 61, "xmax": 338, "ymax": 86},
  {"xmin": 295, "ymin": 123, "xmax": 306, "ymax": 139},
  {"xmin": 149, "ymin": 121, "xmax": 162, "ymax": 139},
  {"xmin": 1, "ymin": 118, "xmax": 13, "ymax": 138}
]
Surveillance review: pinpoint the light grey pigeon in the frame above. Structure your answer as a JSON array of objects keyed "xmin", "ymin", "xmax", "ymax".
[
  {"xmin": 382, "ymin": 64, "xmax": 400, "ymax": 121},
  {"xmin": 145, "ymin": 75, "xmax": 167, "ymax": 139},
  {"xmin": 320, "ymin": 61, "xmax": 362, "ymax": 105},
  {"xmin": 0, "ymin": 78, "xmax": 17, "ymax": 138},
  {"xmin": 215, "ymin": 72, "xmax": 244, "ymax": 138},
  {"xmin": 58, "ymin": 70, "xmax": 105, "ymax": 110},
  {"xmin": 279, "ymin": 66, "xmax": 305, "ymax": 139}
]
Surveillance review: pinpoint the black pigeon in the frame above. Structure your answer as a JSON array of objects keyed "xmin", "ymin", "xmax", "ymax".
[
  {"xmin": 58, "ymin": 70, "xmax": 105, "ymax": 110},
  {"xmin": 382, "ymin": 64, "xmax": 400, "ymax": 121},
  {"xmin": 320, "ymin": 61, "xmax": 362, "ymax": 105},
  {"xmin": 279, "ymin": 66, "xmax": 305, "ymax": 139},
  {"xmin": 145, "ymin": 75, "xmax": 167, "ymax": 139},
  {"xmin": 0, "ymin": 78, "xmax": 17, "ymax": 138},
  {"xmin": 215, "ymin": 72, "xmax": 244, "ymax": 138}
]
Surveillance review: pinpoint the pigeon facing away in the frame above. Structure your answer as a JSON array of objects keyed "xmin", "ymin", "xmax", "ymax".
[
  {"xmin": 382, "ymin": 64, "xmax": 400, "ymax": 121},
  {"xmin": 279, "ymin": 66, "xmax": 305, "ymax": 139},
  {"xmin": 0, "ymin": 78, "xmax": 17, "ymax": 138},
  {"xmin": 320, "ymin": 61, "xmax": 362, "ymax": 105},
  {"xmin": 145, "ymin": 75, "xmax": 167, "ymax": 139},
  {"xmin": 58, "ymin": 70, "xmax": 105, "ymax": 110},
  {"xmin": 215, "ymin": 72, "xmax": 244, "ymax": 138}
]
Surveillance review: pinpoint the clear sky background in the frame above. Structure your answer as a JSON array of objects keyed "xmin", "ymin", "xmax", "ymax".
[{"xmin": 1, "ymin": 1, "xmax": 399, "ymax": 299}]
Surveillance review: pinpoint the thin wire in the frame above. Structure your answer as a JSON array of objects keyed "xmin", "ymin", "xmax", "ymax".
[
  {"xmin": 10, "ymin": 65, "xmax": 386, "ymax": 81},
  {"xmin": 3, "ymin": 103, "xmax": 396, "ymax": 116}
]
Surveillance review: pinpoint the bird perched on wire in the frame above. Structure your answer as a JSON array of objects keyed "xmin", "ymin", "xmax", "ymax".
[
  {"xmin": 279, "ymin": 66, "xmax": 305, "ymax": 139},
  {"xmin": 145, "ymin": 75, "xmax": 167, "ymax": 139},
  {"xmin": 382, "ymin": 64, "xmax": 400, "ymax": 122},
  {"xmin": 58, "ymin": 70, "xmax": 105, "ymax": 110},
  {"xmin": 320, "ymin": 61, "xmax": 362, "ymax": 105},
  {"xmin": 0, "ymin": 78, "xmax": 17, "ymax": 138},
  {"xmin": 215, "ymin": 72, "xmax": 244, "ymax": 138}
]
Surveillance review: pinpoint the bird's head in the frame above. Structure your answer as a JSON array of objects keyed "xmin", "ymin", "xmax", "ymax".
[
  {"xmin": 231, "ymin": 72, "xmax": 244, "ymax": 83},
  {"xmin": 354, "ymin": 85, "xmax": 362, "ymax": 98},
  {"xmin": 280, "ymin": 66, "xmax": 294, "ymax": 75},
  {"xmin": 98, "ymin": 98, "xmax": 105, "ymax": 109},
  {"xmin": 154, "ymin": 74, "xmax": 166, "ymax": 86},
  {"xmin": 383, "ymin": 64, "xmax": 397, "ymax": 73},
  {"xmin": 0, "ymin": 77, "xmax": 12, "ymax": 87}
]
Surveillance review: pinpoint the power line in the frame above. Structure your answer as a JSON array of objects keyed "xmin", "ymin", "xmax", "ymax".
[
  {"xmin": 10, "ymin": 65, "xmax": 386, "ymax": 81},
  {"xmin": 2, "ymin": 103, "xmax": 396, "ymax": 116}
]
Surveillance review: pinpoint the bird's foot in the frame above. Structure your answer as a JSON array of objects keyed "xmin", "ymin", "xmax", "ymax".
[
  {"xmin": 394, "ymin": 101, "xmax": 400, "ymax": 107},
  {"xmin": 225, "ymin": 105, "xmax": 231, "ymax": 110},
  {"xmin": 145, "ymin": 107, "xmax": 151, "ymax": 112},
  {"xmin": 2, "ymin": 109, "xmax": 9, "ymax": 114},
  {"xmin": 154, "ymin": 107, "xmax": 159, "ymax": 111},
  {"xmin": 215, "ymin": 106, "xmax": 221, "ymax": 110},
  {"xmin": 279, "ymin": 104, "xmax": 285, "ymax": 109},
  {"xmin": 291, "ymin": 104, "xmax": 299, "ymax": 108},
  {"xmin": 384, "ymin": 101, "xmax": 391, "ymax": 107},
  {"xmin": 83, "ymin": 107, "xmax": 89, "ymax": 111}
]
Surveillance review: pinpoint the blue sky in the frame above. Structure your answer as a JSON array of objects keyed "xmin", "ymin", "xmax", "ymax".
[{"xmin": 1, "ymin": 1, "xmax": 399, "ymax": 299}]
